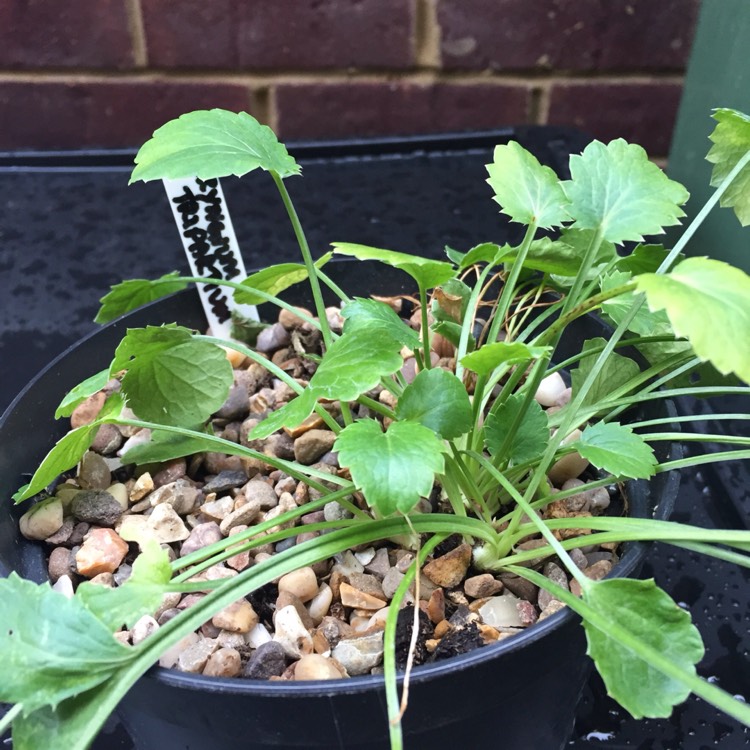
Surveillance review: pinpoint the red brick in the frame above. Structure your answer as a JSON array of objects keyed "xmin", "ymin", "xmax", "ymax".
[
  {"xmin": 0, "ymin": 81, "xmax": 251, "ymax": 149},
  {"xmin": 0, "ymin": 0, "xmax": 135, "ymax": 69},
  {"xmin": 547, "ymin": 81, "xmax": 684, "ymax": 155},
  {"xmin": 143, "ymin": 0, "xmax": 414, "ymax": 70},
  {"xmin": 438, "ymin": 0, "xmax": 699, "ymax": 72},
  {"xmin": 274, "ymin": 82, "xmax": 531, "ymax": 140}
]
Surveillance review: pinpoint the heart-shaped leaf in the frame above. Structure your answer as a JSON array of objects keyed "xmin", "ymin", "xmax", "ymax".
[
  {"xmin": 95, "ymin": 273, "xmax": 189, "ymax": 324},
  {"xmin": 335, "ymin": 420, "xmax": 446, "ymax": 515},
  {"xmin": 575, "ymin": 421, "xmax": 657, "ymax": 479},
  {"xmin": 341, "ymin": 298, "xmax": 420, "ymax": 350}
]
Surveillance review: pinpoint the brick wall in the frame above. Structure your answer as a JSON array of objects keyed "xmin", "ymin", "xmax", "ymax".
[{"xmin": 0, "ymin": 0, "xmax": 700, "ymax": 155}]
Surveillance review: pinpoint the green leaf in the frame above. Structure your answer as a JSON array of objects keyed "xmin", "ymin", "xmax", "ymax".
[
  {"xmin": 13, "ymin": 395, "xmax": 123, "ymax": 503},
  {"xmin": 113, "ymin": 326, "xmax": 233, "ymax": 427},
  {"xmin": 583, "ymin": 578, "xmax": 704, "ymax": 719},
  {"xmin": 95, "ymin": 272, "xmax": 189, "ymax": 324},
  {"xmin": 233, "ymin": 253, "xmax": 332, "ymax": 306},
  {"xmin": 335, "ymin": 420, "xmax": 446, "ymax": 515},
  {"xmin": 485, "ymin": 392, "xmax": 548, "ymax": 464},
  {"xmin": 433, "ymin": 278, "xmax": 471, "ymax": 323},
  {"xmin": 634, "ymin": 257, "xmax": 750, "ymax": 383},
  {"xmin": 249, "ymin": 388, "xmax": 318, "ymax": 440},
  {"xmin": 615, "ymin": 244, "xmax": 671, "ymax": 275},
  {"xmin": 486, "ymin": 141, "xmax": 570, "ymax": 228},
  {"xmin": 341, "ymin": 298, "xmax": 420, "ymax": 350},
  {"xmin": 396, "ymin": 368, "xmax": 472, "ymax": 439},
  {"xmin": 54, "ymin": 369, "xmax": 110, "ymax": 419},
  {"xmin": 563, "ymin": 139, "xmax": 689, "ymax": 243},
  {"xmin": 310, "ymin": 327, "xmax": 404, "ymax": 401},
  {"xmin": 0, "ymin": 574, "xmax": 132, "ymax": 712},
  {"xmin": 77, "ymin": 541, "xmax": 172, "ymax": 630},
  {"xmin": 332, "ymin": 242, "xmax": 455, "ymax": 290},
  {"xmin": 130, "ymin": 109, "xmax": 300, "ymax": 183},
  {"xmin": 457, "ymin": 242, "xmax": 511, "ymax": 271},
  {"xmin": 706, "ymin": 108, "xmax": 750, "ymax": 226},
  {"xmin": 574, "ymin": 421, "xmax": 656, "ymax": 479},
  {"xmin": 444, "ymin": 245, "xmax": 465, "ymax": 265},
  {"xmin": 461, "ymin": 342, "xmax": 551, "ymax": 376},
  {"xmin": 571, "ymin": 338, "xmax": 640, "ymax": 410},
  {"xmin": 120, "ymin": 428, "xmax": 207, "ymax": 464},
  {"xmin": 432, "ymin": 320, "xmax": 472, "ymax": 351}
]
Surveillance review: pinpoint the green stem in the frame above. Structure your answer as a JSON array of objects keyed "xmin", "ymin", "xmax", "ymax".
[
  {"xmin": 316, "ymin": 269, "xmax": 351, "ymax": 304},
  {"xmin": 0, "ymin": 703, "xmax": 22, "ymax": 736},
  {"xmin": 271, "ymin": 172, "xmax": 333, "ymax": 349},
  {"xmin": 419, "ymin": 285, "xmax": 431, "ymax": 369},
  {"xmin": 455, "ymin": 262, "xmax": 496, "ymax": 383}
]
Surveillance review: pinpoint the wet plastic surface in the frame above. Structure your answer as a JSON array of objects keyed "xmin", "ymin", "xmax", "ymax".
[{"xmin": 1, "ymin": 129, "xmax": 748, "ymax": 748}]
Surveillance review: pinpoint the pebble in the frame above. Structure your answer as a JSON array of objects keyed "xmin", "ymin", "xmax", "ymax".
[
  {"xmin": 535, "ymin": 372, "xmax": 567, "ymax": 407},
  {"xmin": 131, "ymin": 615, "xmax": 159, "ymax": 645},
  {"xmin": 276, "ymin": 591, "xmax": 314, "ymax": 630},
  {"xmin": 70, "ymin": 390, "xmax": 107, "ymax": 428},
  {"xmin": 422, "ymin": 543, "xmax": 472, "ymax": 588},
  {"xmin": 478, "ymin": 593, "xmax": 524, "ymax": 628},
  {"xmin": 106, "ymin": 483, "xmax": 129, "ymax": 511},
  {"xmin": 45, "ymin": 516, "xmax": 75, "ymax": 545},
  {"xmin": 177, "ymin": 637, "xmax": 219, "ymax": 673},
  {"xmin": 279, "ymin": 306, "xmax": 312, "ymax": 329},
  {"xmin": 244, "ymin": 641, "xmax": 290, "ymax": 680},
  {"xmin": 159, "ymin": 633, "xmax": 200, "ymax": 668},
  {"xmin": 538, "ymin": 562, "xmax": 569, "ymax": 611},
  {"xmin": 381, "ymin": 568, "xmax": 406, "ymax": 600},
  {"xmin": 246, "ymin": 623, "xmax": 273, "ymax": 649},
  {"xmin": 91, "ymin": 424, "xmax": 123, "ymax": 455},
  {"xmin": 149, "ymin": 503, "xmax": 190, "ymax": 543},
  {"xmin": 149, "ymin": 480, "xmax": 201, "ymax": 515},
  {"xmin": 538, "ymin": 600, "xmax": 567, "ymax": 621},
  {"xmin": 324, "ymin": 501, "xmax": 354, "ymax": 523},
  {"xmin": 220, "ymin": 498, "xmax": 261, "ymax": 535},
  {"xmin": 71, "ymin": 490, "xmax": 123, "ymax": 527},
  {"xmin": 75, "ymin": 528, "xmax": 129, "ymax": 577},
  {"xmin": 88, "ymin": 572, "xmax": 115, "ymax": 587},
  {"xmin": 348, "ymin": 572, "xmax": 385, "ymax": 600},
  {"xmin": 339, "ymin": 582, "xmax": 387, "ymax": 611},
  {"xmin": 426, "ymin": 588, "xmax": 445, "ymax": 624},
  {"xmin": 273, "ymin": 605, "xmax": 314, "ymax": 658},
  {"xmin": 203, "ymin": 647, "xmax": 242, "ymax": 677},
  {"xmin": 364, "ymin": 547, "xmax": 392, "ymax": 580},
  {"xmin": 294, "ymin": 653, "xmax": 344, "ymax": 681},
  {"xmin": 216, "ymin": 631, "xmax": 247, "ymax": 650},
  {"xmin": 244, "ymin": 480, "xmax": 279, "ymax": 509},
  {"xmin": 307, "ymin": 582, "xmax": 333, "ymax": 625},
  {"xmin": 130, "ymin": 472, "xmax": 154, "ymax": 501},
  {"xmin": 256, "ymin": 322, "xmax": 291, "ymax": 353},
  {"xmin": 332, "ymin": 550, "xmax": 364, "ymax": 578},
  {"xmin": 464, "ymin": 574, "xmax": 504, "ymax": 599},
  {"xmin": 212, "ymin": 599, "xmax": 259, "ymax": 633},
  {"xmin": 180, "ymin": 522, "xmax": 223, "ymax": 557},
  {"xmin": 278, "ymin": 566, "xmax": 319, "ymax": 603},
  {"xmin": 117, "ymin": 514, "xmax": 159, "ymax": 548},
  {"xmin": 48, "ymin": 546, "xmax": 74, "ymax": 582},
  {"xmin": 152, "ymin": 459, "xmax": 187, "ymax": 488},
  {"xmin": 548, "ymin": 430, "xmax": 589, "ymax": 485},
  {"xmin": 19, "ymin": 497, "xmax": 64, "ymax": 540},
  {"xmin": 516, "ymin": 600, "xmax": 538, "ymax": 626},
  {"xmin": 332, "ymin": 632, "xmax": 384, "ymax": 676},
  {"xmin": 204, "ymin": 470, "xmax": 249, "ymax": 494},
  {"xmin": 52, "ymin": 574, "xmax": 75, "ymax": 598},
  {"xmin": 200, "ymin": 496, "xmax": 235, "ymax": 521},
  {"xmin": 294, "ymin": 429, "xmax": 337, "ymax": 465},
  {"xmin": 216, "ymin": 384, "xmax": 251, "ymax": 422}
]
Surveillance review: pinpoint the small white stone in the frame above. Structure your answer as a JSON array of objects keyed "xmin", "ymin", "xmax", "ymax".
[
  {"xmin": 535, "ymin": 372, "xmax": 567, "ymax": 407},
  {"xmin": 548, "ymin": 429, "xmax": 589, "ymax": 485},
  {"xmin": 52, "ymin": 574, "xmax": 75, "ymax": 598},
  {"xmin": 332, "ymin": 550, "xmax": 364, "ymax": 578},
  {"xmin": 107, "ymin": 482, "xmax": 129, "ymax": 510},
  {"xmin": 332, "ymin": 632, "xmax": 384, "ymax": 676},
  {"xmin": 177, "ymin": 637, "xmax": 219, "ymax": 673},
  {"xmin": 129, "ymin": 471, "xmax": 154, "ymax": 501},
  {"xmin": 131, "ymin": 615, "xmax": 159, "ymax": 645},
  {"xmin": 354, "ymin": 547, "xmax": 376, "ymax": 566},
  {"xmin": 273, "ymin": 605, "xmax": 314, "ymax": 658},
  {"xmin": 148, "ymin": 503, "xmax": 190, "ymax": 543},
  {"xmin": 307, "ymin": 583, "xmax": 333, "ymax": 625},
  {"xmin": 367, "ymin": 607, "xmax": 390, "ymax": 630},
  {"xmin": 478, "ymin": 593, "xmax": 524, "ymax": 628},
  {"xmin": 246, "ymin": 622, "xmax": 273, "ymax": 649}
]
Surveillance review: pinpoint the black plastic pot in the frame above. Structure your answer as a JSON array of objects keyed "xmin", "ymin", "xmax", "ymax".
[{"xmin": 0, "ymin": 262, "xmax": 681, "ymax": 750}]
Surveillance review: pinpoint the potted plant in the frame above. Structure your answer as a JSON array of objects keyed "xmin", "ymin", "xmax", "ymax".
[{"xmin": 1, "ymin": 108, "xmax": 749, "ymax": 750}]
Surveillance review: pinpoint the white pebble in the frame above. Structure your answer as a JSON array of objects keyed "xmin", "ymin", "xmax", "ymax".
[
  {"xmin": 478, "ymin": 593, "xmax": 524, "ymax": 628},
  {"xmin": 535, "ymin": 372, "xmax": 567, "ymax": 407},
  {"xmin": 307, "ymin": 582, "xmax": 333, "ymax": 625},
  {"xmin": 246, "ymin": 623, "xmax": 273, "ymax": 649},
  {"xmin": 273, "ymin": 605, "xmax": 314, "ymax": 658}
]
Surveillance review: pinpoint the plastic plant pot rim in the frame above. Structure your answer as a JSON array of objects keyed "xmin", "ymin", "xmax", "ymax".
[{"xmin": 0, "ymin": 285, "xmax": 681, "ymax": 702}]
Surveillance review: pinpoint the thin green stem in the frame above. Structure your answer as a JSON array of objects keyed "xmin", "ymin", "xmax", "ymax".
[
  {"xmin": 455, "ymin": 262, "xmax": 495, "ymax": 383},
  {"xmin": 271, "ymin": 172, "xmax": 333, "ymax": 349},
  {"xmin": 419, "ymin": 285, "xmax": 431, "ymax": 369},
  {"xmin": 0, "ymin": 703, "xmax": 22, "ymax": 736}
]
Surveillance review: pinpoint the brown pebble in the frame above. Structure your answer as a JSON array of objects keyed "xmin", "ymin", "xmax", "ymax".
[
  {"xmin": 339, "ymin": 582, "xmax": 387, "ymax": 611},
  {"xmin": 434, "ymin": 620, "xmax": 451, "ymax": 639},
  {"xmin": 426, "ymin": 588, "xmax": 446, "ymax": 624},
  {"xmin": 422, "ymin": 544, "xmax": 472, "ymax": 588},
  {"xmin": 464, "ymin": 573, "xmax": 504, "ymax": 599},
  {"xmin": 75, "ymin": 528, "xmax": 129, "ymax": 577}
]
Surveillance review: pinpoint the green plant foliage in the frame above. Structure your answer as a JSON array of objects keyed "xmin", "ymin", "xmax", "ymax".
[
  {"xmin": 249, "ymin": 388, "xmax": 319, "ymax": 440},
  {"xmin": 77, "ymin": 542, "xmax": 172, "ymax": 630},
  {"xmin": 575, "ymin": 421, "xmax": 657, "ymax": 479},
  {"xmin": 485, "ymin": 393, "xmax": 548, "ymax": 464},
  {"xmin": 233, "ymin": 254, "xmax": 332, "ymax": 306},
  {"xmin": 571, "ymin": 338, "xmax": 640, "ymax": 411},
  {"xmin": 112, "ymin": 326, "xmax": 233, "ymax": 427},
  {"xmin": 706, "ymin": 108, "xmax": 750, "ymax": 226},
  {"xmin": 335, "ymin": 420, "xmax": 446, "ymax": 515},
  {"xmin": 332, "ymin": 242, "xmax": 455, "ymax": 290},
  {"xmin": 54, "ymin": 369, "xmax": 110, "ymax": 419},
  {"xmin": 563, "ymin": 139, "xmax": 689, "ymax": 243},
  {"xmin": 456, "ymin": 242, "xmax": 510, "ymax": 270},
  {"xmin": 614, "ymin": 244, "xmax": 671, "ymax": 275},
  {"xmin": 486, "ymin": 141, "xmax": 570, "ymax": 228},
  {"xmin": 583, "ymin": 578, "xmax": 704, "ymax": 718},
  {"xmin": 130, "ymin": 109, "xmax": 300, "ymax": 183},
  {"xmin": 396, "ymin": 368, "xmax": 473, "ymax": 439},
  {"xmin": 341, "ymin": 298, "xmax": 420, "ymax": 349},
  {"xmin": 0, "ymin": 574, "xmax": 133, "ymax": 712},
  {"xmin": 121, "ymin": 428, "xmax": 218, "ymax": 465},
  {"xmin": 461, "ymin": 342, "xmax": 551, "ymax": 376},
  {"xmin": 635, "ymin": 257, "xmax": 750, "ymax": 383},
  {"xmin": 95, "ymin": 272, "xmax": 189, "ymax": 324}
]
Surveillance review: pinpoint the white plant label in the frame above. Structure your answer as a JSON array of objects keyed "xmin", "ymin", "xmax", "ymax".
[{"xmin": 163, "ymin": 177, "xmax": 259, "ymax": 337}]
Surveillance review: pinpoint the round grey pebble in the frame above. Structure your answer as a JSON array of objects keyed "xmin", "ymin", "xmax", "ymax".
[{"xmin": 71, "ymin": 490, "xmax": 123, "ymax": 527}]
